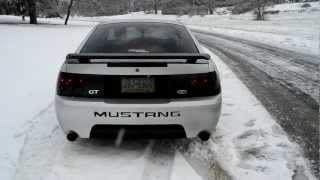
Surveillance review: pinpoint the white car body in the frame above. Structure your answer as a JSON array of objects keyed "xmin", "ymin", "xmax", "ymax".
[{"xmin": 55, "ymin": 19, "xmax": 222, "ymax": 141}]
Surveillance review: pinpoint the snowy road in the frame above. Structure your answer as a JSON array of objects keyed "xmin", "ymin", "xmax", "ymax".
[
  {"xmin": 192, "ymin": 30, "xmax": 319, "ymax": 177},
  {"xmin": 192, "ymin": 29, "xmax": 320, "ymax": 106}
]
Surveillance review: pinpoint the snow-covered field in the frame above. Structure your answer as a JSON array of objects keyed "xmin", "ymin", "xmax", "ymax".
[
  {"xmin": 1, "ymin": 2, "xmax": 319, "ymax": 56},
  {"xmin": 188, "ymin": 2, "xmax": 320, "ymax": 56},
  {"xmin": 0, "ymin": 2, "xmax": 318, "ymax": 180},
  {"xmin": 0, "ymin": 24, "xmax": 92, "ymax": 180}
]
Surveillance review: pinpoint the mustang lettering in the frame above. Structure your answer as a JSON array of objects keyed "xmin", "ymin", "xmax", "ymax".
[{"xmin": 94, "ymin": 111, "xmax": 181, "ymax": 118}]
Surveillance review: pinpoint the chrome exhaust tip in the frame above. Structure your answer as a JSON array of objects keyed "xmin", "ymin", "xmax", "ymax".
[
  {"xmin": 66, "ymin": 131, "xmax": 78, "ymax": 142},
  {"xmin": 198, "ymin": 131, "xmax": 211, "ymax": 141}
]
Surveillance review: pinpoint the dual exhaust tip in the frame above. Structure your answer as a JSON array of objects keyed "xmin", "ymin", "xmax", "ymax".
[
  {"xmin": 66, "ymin": 130, "xmax": 211, "ymax": 142},
  {"xmin": 66, "ymin": 131, "xmax": 78, "ymax": 142},
  {"xmin": 198, "ymin": 131, "xmax": 211, "ymax": 141}
]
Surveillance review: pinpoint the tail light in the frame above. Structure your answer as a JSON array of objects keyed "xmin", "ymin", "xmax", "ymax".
[
  {"xmin": 56, "ymin": 72, "xmax": 104, "ymax": 98},
  {"xmin": 56, "ymin": 72, "xmax": 220, "ymax": 99},
  {"xmin": 170, "ymin": 72, "xmax": 221, "ymax": 98}
]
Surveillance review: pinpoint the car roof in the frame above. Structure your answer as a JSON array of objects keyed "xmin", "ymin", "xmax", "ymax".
[{"xmin": 99, "ymin": 19, "xmax": 185, "ymax": 26}]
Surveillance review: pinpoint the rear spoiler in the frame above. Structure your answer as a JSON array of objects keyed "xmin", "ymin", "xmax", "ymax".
[{"xmin": 66, "ymin": 53, "xmax": 211, "ymax": 64}]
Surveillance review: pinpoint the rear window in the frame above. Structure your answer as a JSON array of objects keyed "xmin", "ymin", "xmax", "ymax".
[{"xmin": 80, "ymin": 22, "xmax": 199, "ymax": 53}]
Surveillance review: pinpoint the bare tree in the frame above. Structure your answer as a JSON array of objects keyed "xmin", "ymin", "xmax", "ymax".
[
  {"xmin": 153, "ymin": 0, "xmax": 160, "ymax": 14},
  {"xmin": 25, "ymin": 0, "xmax": 37, "ymax": 24},
  {"xmin": 208, "ymin": 0, "xmax": 214, "ymax": 14},
  {"xmin": 128, "ymin": 0, "xmax": 135, "ymax": 13},
  {"xmin": 65, "ymin": 0, "xmax": 74, "ymax": 25},
  {"xmin": 252, "ymin": 0, "xmax": 272, "ymax": 20}
]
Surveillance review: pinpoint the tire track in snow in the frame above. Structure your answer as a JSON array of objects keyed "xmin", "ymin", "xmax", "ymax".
[
  {"xmin": 141, "ymin": 139, "xmax": 232, "ymax": 180},
  {"xmin": 14, "ymin": 102, "xmax": 55, "ymax": 139},
  {"xmin": 13, "ymin": 104, "xmax": 150, "ymax": 180},
  {"xmin": 46, "ymin": 138, "xmax": 149, "ymax": 180},
  {"xmin": 175, "ymin": 139, "xmax": 232, "ymax": 180},
  {"xmin": 142, "ymin": 140, "xmax": 176, "ymax": 180},
  {"xmin": 14, "ymin": 104, "xmax": 64, "ymax": 180}
]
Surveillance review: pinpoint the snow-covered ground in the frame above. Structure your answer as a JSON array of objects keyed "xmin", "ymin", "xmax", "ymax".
[
  {"xmin": 0, "ymin": 2, "xmax": 318, "ymax": 180},
  {"xmin": 203, "ymin": 47, "xmax": 315, "ymax": 180},
  {"xmin": 0, "ymin": 24, "xmax": 92, "ymax": 180},
  {"xmin": 1, "ymin": 24, "xmax": 313, "ymax": 178}
]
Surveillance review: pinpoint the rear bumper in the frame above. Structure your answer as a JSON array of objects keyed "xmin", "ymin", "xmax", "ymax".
[
  {"xmin": 89, "ymin": 125, "xmax": 187, "ymax": 139},
  {"xmin": 54, "ymin": 95, "xmax": 222, "ymax": 138}
]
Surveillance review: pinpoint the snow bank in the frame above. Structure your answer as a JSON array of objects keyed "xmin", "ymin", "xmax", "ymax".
[
  {"xmin": 0, "ymin": 15, "xmax": 97, "ymax": 26},
  {"xmin": 267, "ymin": 2, "xmax": 320, "ymax": 12}
]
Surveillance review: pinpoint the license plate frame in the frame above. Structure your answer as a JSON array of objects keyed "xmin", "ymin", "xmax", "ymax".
[{"xmin": 121, "ymin": 77, "xmax": 155, "ymax": 93}]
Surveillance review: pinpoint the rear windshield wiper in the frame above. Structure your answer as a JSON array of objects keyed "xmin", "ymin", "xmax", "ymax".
[{"xmin": 66, "ymin": 53, "xmax": 211, "ymax": 64}]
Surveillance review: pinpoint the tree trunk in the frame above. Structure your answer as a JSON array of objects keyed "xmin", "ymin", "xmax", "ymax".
[
  {"xmin": 17, "ymin": 0, "xmax": 26, "ymax": 21},
  {"xmin": 208, "ymin": 0, "xmax": 213, "ymax": 14},
  {"xmin": 65, "ymin": 0, "xmax": 74, "ymax": 25},
  {"xmin": 128, "ymin": 0, "xmax": 135, "ymax": 13},
  {"xmin": 26, "ymin": 0, "xmax": 37, "ymax": 24},
  {"xmin": 256, "ymin": 7, "xmax": 265, "ymax": 20},
  {"xmin": 154, "ymin": 0, "xmax": 158, "ymax": 14}
]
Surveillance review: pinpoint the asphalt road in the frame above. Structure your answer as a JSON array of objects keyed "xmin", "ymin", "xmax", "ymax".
[{"xmin": 193, "ymin": 29, "xmax": 319, "ymax": 177}]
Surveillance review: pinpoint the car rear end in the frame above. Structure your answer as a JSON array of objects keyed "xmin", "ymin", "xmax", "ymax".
[{"xmin": 54, "ymin": 20, "xmax": 221, "ymax": 141}]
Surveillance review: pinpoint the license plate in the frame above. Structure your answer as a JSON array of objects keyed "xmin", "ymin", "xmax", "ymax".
[{"xmin": 121, "ymin": 78, "xmax": 155, "ymax": 93}]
